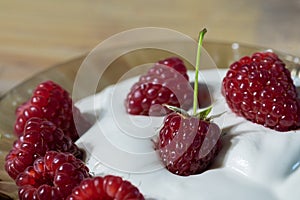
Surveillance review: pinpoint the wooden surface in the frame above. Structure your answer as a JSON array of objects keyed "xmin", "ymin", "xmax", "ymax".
[{"xmin": 1, "ymin": 0, "xmax": 300, "ymax": 95}]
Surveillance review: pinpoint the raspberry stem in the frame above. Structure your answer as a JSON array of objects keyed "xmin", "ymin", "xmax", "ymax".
[{"xmin": 193, "ymin": 28, "xmax": 207, "ymax": 115}]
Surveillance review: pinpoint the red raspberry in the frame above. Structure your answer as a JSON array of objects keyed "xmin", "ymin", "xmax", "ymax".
[
  {"xmin": 67, "ymin": 175, "xmax": 145, "ymax": 200},
  {"xmin": 5, "ymin": 118, "xmax": 83, "ymax": 180},
  {"xmin": 156, "ymin": 112, "xmax": 222, "ymax": 176},
  {"xmin": 125, "ymin": 57, "xmax": 193, "ymax": 116},
  {"xmin": 222, "ymin": 52, "xmax": 300, "ymax": 131},
  {"xmin": 16, "ymin": 151, "xmax": 90, "ymax": 200},
  {"xmin": 14, "ymin": 80, "xmax": 91, "ymax": 141}
]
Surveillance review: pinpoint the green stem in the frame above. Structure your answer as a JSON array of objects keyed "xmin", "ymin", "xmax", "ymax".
[{"xmin": 193, "ymin": 28, "xmax": 207, "ymax": 115}]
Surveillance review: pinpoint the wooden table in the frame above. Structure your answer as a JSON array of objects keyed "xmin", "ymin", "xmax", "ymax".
[{"xmin": 1, "ymin": 0, "xmax": 300, "ymax": 95}]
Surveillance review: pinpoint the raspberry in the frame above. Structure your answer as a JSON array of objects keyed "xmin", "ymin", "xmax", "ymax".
[
  {"xmin": 5, "ymin": 118, "xmax": 83, "ymax": 180},
  {"xmin": 155, "ymin": 29, "xmax": 222, "ymax": 176},
  {"xmin": 16, "ymin": 151, "xmax": 90, "ymax": 200},
  {"xmin": 66, "ymin": 175, "xmax": 145, "ymax": 200},
  {"xmin": 125, "ymin": 57, "xmax": 193, "ymax": 116},
  {"xmin": 14, "ymin": 80, "xmax": 91, "ymax": 141},
  {"xmin": 222, "ymin": 52, "xmax": 300, "ymax": 131},
  {"xmin": 156, "ymin": 112, "xmax": 222, "ymax": 176}
]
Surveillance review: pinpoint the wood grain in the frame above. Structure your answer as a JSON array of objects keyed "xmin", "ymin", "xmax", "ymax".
[{"xmin": 0, "ymin": 0, "xmax": 300, "ymax": 94}]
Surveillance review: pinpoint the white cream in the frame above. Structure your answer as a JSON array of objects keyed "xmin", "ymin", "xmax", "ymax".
[{"xmin": 75, "ymin": 69, "xmax": 300, "ymax": 200}]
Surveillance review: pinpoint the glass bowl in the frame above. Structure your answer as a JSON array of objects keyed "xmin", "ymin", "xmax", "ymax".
[{"xmin": 0, "ymin": 40, "xmax": 299, "ymax": 199}]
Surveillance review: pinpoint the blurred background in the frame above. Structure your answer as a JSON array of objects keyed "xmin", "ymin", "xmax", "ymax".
[{"xmin": 0, "ymin": 0, "xmax": 300, "ymax": 95}]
